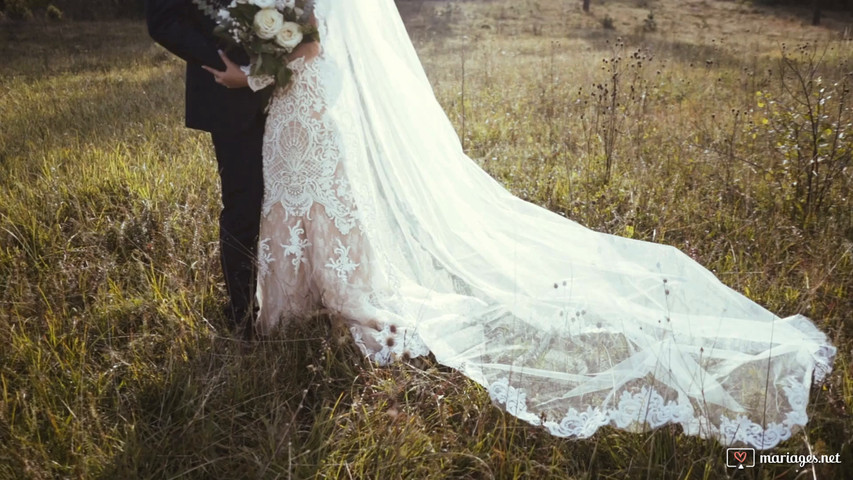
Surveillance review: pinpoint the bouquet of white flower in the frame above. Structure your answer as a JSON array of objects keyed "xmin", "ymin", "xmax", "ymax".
[{"xmin": 199, "ymin": 0, "xmax": 318, "ymax": 88}]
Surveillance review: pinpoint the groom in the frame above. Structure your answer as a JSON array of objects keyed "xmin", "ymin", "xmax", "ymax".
[{"xmin": 145, "ymin": 0, "xmax": 272, "ymax": 336}]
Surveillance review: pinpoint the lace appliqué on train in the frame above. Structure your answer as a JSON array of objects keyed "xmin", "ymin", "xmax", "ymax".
[{"xmin": 487, "ymin": 370, "xmax": 823, "ymax": 449}]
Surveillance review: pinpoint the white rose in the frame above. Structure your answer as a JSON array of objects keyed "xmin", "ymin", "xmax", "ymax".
[
  {"xmin": 253, "ymin": 8, "xmax": 284, "ymax": 40},
  {"xmin": 275, "ymin": 22, "xmax": 303, "ymax": 50},
  {"xmin": 250, "ymin": 0, "xmax": 276, "ymax": 8}
]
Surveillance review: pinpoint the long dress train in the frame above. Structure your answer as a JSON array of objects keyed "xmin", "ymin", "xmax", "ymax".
[{"xmin": 252, "ymin": 0, "xmax": 835, "ymax": 450}]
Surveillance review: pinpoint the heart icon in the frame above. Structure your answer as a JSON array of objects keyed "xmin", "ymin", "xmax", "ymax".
[{"xmin": 733, "ymin": 451, "xmax": 747, "ymax": 463}]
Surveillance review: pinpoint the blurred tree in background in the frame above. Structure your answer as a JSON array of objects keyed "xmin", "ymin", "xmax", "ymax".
[{"xmin": 1, "ymin": 0, "xmax": 850, "ymax": 22}]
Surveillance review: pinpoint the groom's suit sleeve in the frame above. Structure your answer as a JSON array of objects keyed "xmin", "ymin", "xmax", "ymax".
[{"xmin": 145, "ymin": 0, "xmax": 226, "ymax": 70}]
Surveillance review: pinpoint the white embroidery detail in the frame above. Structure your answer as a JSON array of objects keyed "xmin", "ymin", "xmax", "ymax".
[
  {"xmin": 262, "ymin": 57, "xmax": 358, "ymax": 235},
  {"xmin": 242, "ymin": 64, "xmax": 274, "ymax": 92},
  {"xmin": 281, "ymin": 220, "xmax": 311, "ymax": 273},
  {"xmin": 488, "ymin": 374, "xmax": 822, "ymax": 450},
  {"xmin": 326, "ymin": 238, "xmax": 359, "ymax": 282},
  {"xmin": 258, "ymin": 238, "xmax": 274, "ymax": 279}
]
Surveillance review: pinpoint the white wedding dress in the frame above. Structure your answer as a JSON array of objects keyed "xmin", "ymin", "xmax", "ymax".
[{"xmin": 249, "ymin": 0, "xmax": 835, "ymax": 449}]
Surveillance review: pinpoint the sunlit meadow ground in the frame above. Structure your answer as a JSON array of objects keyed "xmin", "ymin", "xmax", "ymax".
[{"xmin": 1, "ymin": 0, "xmax": 851, "ymax": 478}]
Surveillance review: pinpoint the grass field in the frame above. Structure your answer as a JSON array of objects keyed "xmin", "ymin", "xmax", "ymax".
[{"xmin": 1, "ymin": 0, "xmax": 851, "ymax": 478}]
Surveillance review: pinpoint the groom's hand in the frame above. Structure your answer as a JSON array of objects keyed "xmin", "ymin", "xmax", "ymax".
[{"xmin": 202, "ymin": 51, "xmax": 249, "ymax": 89}]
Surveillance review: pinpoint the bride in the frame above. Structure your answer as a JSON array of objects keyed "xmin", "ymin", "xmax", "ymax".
[{"xmin": 205, "ymin": 0, "xmax": 835, "ymax": 449}]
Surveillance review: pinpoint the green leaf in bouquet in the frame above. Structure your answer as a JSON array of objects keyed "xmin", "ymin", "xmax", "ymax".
[
  {"xmin": 249, "ymin": 61, "xmax": 261, "ymax": 77},
  {"xmin": 252, "ymin": 54, "xmax": 266, "ymax": 76},
  {"xmin": 231, "ymin": 4, "xmax": 259, "ymax": 24},
  {"xmin": 254, "ymin": 52, "xmax": 281, "ymax": 77},
  {"xmin": 249, "ymin": 37, "xmax": 281, "ymax": 56},
  {"xmin": 248, "ymin": 37, "xmax": 263, "ymax": 52},
  {"xmin": 257, "ymin": 42, "xmax": 280, "ymax": 55},
  {"xmin": 276, "ymin": 66, "xmax": 294, "ymax": 88}
]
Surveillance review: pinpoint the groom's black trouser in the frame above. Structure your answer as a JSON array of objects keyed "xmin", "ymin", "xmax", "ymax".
[{"xmin": 210, "ymin": 117, "xmax": 265, "ymax": 329}]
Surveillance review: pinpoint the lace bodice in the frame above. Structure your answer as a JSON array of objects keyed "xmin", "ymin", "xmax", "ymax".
[{"xmin": 262, "ymin": 57, "xmax": 357, "ymax": 234}]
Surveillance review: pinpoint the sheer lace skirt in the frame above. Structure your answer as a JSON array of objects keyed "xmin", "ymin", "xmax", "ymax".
[{"xmin": 256, "ymin": 57, "xmax": 430, "ymax": 361}]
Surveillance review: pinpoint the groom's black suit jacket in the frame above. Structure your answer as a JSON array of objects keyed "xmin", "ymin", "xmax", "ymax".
[{"xmin": 145, "ymin": 0, "xmax": 271, "ymax": 133}]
